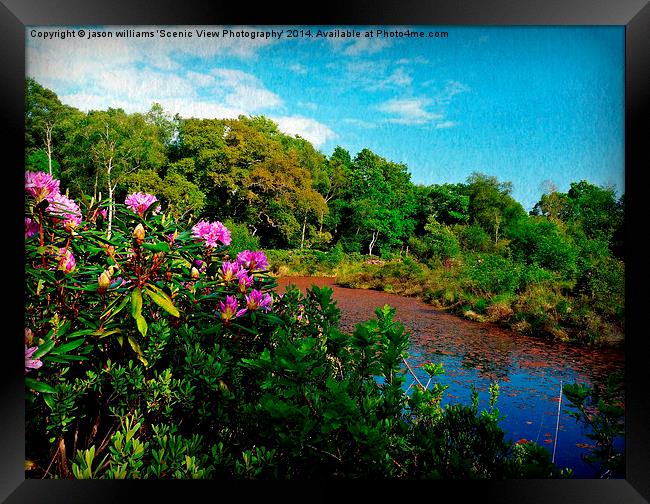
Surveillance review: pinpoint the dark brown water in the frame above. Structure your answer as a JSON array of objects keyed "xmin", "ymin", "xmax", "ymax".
[{"xmin": 276, "ymin": 276, "xmax": 625, "ymax": 478}]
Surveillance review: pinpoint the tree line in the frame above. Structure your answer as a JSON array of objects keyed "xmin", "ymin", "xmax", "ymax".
[{"xmin": 26, "ymin": 77, "xmax": 623, "ymax": 278}]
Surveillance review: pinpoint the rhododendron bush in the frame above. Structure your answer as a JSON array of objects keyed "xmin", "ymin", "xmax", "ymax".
[{"xmin": 24, "ymin": 172, "xmax": 562, "ymax": 479}]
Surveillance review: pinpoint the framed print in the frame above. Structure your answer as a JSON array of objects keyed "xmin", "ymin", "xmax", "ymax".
[{"xmin": 2, "ymin": 0, "xmax": 649, "ymax": 502}]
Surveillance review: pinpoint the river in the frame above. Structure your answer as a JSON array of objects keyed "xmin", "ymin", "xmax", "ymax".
[{"xmin": 275, "ymin": 276, "xmax": 625, "ymax": 478}]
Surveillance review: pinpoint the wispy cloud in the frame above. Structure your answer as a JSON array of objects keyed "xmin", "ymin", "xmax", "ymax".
[
  {"xmin": 288, "ymin": 63, "xmax": 308, "ymax": 74},
  {"xmin": 298, "ymin": 101, "xmax": 318, "ymax": 111},
  {"xmin": 211, "ymin": 68, "xmax": 282, "ymax": 110},
  {"xmin": 369, "ymin": 67, "xmax": 413, "ymax": 90},
  {"xmin": 326, "ymin": 31, "xmax": 391, "ymax": 56},
  {"xmin": 342, "ymin": 118, "xmax": 377, "ymax": 129},
  {"xmin": 377, "ymin": 98, "xmax": 443, "ymax": 125},
  {"xmin": 272, "ymin": 115, "xmax": 337, "ymax": 147},
  {"xmin": 434, "ymin": 80, "xmax": 470, "ymax": 104},
  {"xmin": 435, "ymin": 120, "xmax": 458, "ymax": 129},
  {"xmin": 395, "ymin": 56, "xmax": 429, "ymax": 65}
]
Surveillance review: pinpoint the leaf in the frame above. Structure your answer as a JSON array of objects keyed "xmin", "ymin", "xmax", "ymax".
[
  {"xmin": 33, "ymin": 339, "xmax": 56, "ymax": 358},
  {"xmin": 106, "ymin": 295, "xmax": 131, "ymax": 323},
  {"xmin": 144, "ymin": 286, "xmax": 180, "ymax": 317},
  {"xmin": 135, "ymin": 314, "xmax": 148, "ymax": 337},
  {"xmin": 43, "ymin": 394, "xmax": 55, "ymax": 410},
  {"xmin": 25, "ymin": 377, "xmax": 56, "ymax": 394},
  {"xmin": 131, "ymin": 288, "xmax": 143, "ymax": 318},
  {"xmin": 92, "ymin": 328, "xmax": 122, "ymax": 339},
  {"xmin": 128, "ymin": 335, "xmax": 149, "ymax": 367},
  {"xmin": 142, "ymin": 242, "xmax": 170, "ymax": 253},
  {"xmin": 50, "ymin": 338, "xmax": 86, "ymax": 355}
]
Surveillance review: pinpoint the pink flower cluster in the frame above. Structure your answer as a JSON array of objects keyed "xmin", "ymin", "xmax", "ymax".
[
  {"xmin": 47, "ymin": 193, "xmax": 82, "ymax": 229},
  {"xmin": 25, "ymin": 218, "xmax": 39, "ymax": 238},
  {"xmin": 245, "ymin": 289, "xmax": 272, "ymax": 312},
  {"xmin": 192, "ymin": 220, "xmax": 232, "ymax": 248},
  {"xmin": 25, "ymin": 172, "xmax": 83, "ymax": 230},
  {"xmin": 56, "ymin": 248, "xmax": 76, "ymax": 274},
  {"xmin": 236, "ymin": 250, "xmax": 269, "ymax": 272},
  {"xmin": 217, "ymin": 295, "xmax": 247, "ymax": 322},
  {"xmin": 124, "ymin": 192, "xmax": 161, "ymax": 217},
  {"xmin": 25, "ymin": 345, "xmax": 43, "ymax": 373},
  {"xmin": 25, "ymin": 171, "xmax": 60, "ymax": 202}
]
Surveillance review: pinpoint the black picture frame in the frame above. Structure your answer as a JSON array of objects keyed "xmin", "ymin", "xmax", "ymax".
[{"xmin": 2, "ymin": 0, "xmax": 648, "ymax": 502}]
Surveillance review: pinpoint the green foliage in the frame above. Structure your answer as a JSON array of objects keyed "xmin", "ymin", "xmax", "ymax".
[
  {"xmin": 563, "ymin": 374, "xmax": 625, "ymax": 478},
  {"xmin": 222, "ymin": 219, "xmax": 261, "ymax": 257}
]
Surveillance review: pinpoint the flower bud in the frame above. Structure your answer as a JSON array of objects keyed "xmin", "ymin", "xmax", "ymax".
[
  {"xmin": 133, "ymin": 223, "xmax": 145, "ymax": 242},
  {"xmin": 98, "ymin": 270, "xmax": 111, "ymax": 290},
  {"xmin": 25, "ymin": 328, "xmax": 34, "ymax": 346},
  {"xmin": 190, "ymin": 267, "xmax": 200, "ymax": 280}
]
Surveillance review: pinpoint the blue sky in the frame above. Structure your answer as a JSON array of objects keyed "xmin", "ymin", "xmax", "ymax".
[{"xmin": 26, "ymin": 26, "xmax": 624, "ymax": 210}]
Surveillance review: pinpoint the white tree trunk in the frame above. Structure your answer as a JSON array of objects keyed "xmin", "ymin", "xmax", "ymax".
[
  {"xmin": 107, "ymin": 158, "xmax": 114, "ymax": 239},
  {"xmin": 300, "ymin": 215, "xmax": 307, "ymax": 249},
  {"xmin": 45, "ymin": 123, "xmax": 53, "ymax": 175},
  {"xmin": 368, "ymin": 230, "xmax": 379, "ymax": 256}
]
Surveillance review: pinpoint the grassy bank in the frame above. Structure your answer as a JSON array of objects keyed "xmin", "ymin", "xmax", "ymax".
[{"xmin": 267, "ymin": 248, "xmax": 624, "ymax": 347}]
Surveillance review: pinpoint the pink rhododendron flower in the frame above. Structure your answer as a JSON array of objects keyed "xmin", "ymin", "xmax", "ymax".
[
  {"xmin": 25, "ymin": 171, "xmax": 60, "ymax": 202},
  {"xmin": 217, "ymin": 295, "xmax": 247, "ymax": 322},
  {"xmin": 124, "ymin": 192, "xmax": 161, "ymax": 217},
  {"xmin": 236, "ymin": 269, "xmax": 253, "ymax": 293},
  {"xmin": 245, "ymin": 289, "xmax": 272, "ymax": 312},
  {"xmin": 236, "ymin": 250, "xmax": 269, "ymax": 271},
  {"xmin": 98, "ymin": 209, "xmax": 108, "ymax": 219},
  {"xmin": 191, "ymin": 220, "xmax": 232, "ymax": 248},
  {"xmin": 25, "ymin": 346, "xmax": 43, "ymax": 373},
  {"xmin": 47, "ymin": 193, "xmax": 82, "ymax": 229},
  {"xmin": 56, "ymin": 248, "xmax": 76, "ymax": 273},
  {"xmin": 221, "ymin": 261, "xmax": 242, "ymax": 282},
  {"xmin": 25, "ymin": 217, "xmax": 39, "ymax": 238}
]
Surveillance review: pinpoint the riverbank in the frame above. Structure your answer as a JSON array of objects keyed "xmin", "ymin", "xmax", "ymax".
[
  {"xmin": 267, "ymin": 249, "xmax": 624, "ymax": 348},
  {"xmin": 275, "ymin": 275, "xmax": 625, "ymax": 478}
]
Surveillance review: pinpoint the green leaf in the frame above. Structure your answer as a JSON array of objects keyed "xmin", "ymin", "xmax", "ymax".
[
  {"xmin": 142, "ymin": 242, "xmax": 171, "ymax": 253},
  {"xmin": 33, "ymin": 339, "xmax": 56, "ymax": 358},
  {"xmin": 144, "ymin": 286, "xmax": 180, "ymax": 317},
  {"xmin": 25, "ymin": 377, "xmax": 56, "ymax": 394},
  {"xmin": 50, "ymin": 338, "xmax": 86, "ymax": 355},
  {"xmin": 43, "ymin": 393, "xmax": 55, "ymax": 410},
  {"xmin": 135, "ymin": 314, "xmax": 148, "ymax": 337},
  {"xmin": 131, "ymin": 288, "xmax": 143, "ymax": 318},
  {"xmin": 128, "ymin": 335, "xmax": 149, "ymax": 367},
  {"xmin": 92, "ymin": 328, "xmax": 122, "ymax": 339}
]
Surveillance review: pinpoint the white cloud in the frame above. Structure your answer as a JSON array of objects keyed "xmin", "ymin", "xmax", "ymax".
[
  {"xmin": 288, "ymin": 63, "xmax": 308, "ymax": 74},
  {"xmin": 211, "ymin": 68, "xmax": 283, "ymax": 110},
  {"xmin": 395, "ymin": 56, "xmax": 429, "ymax": 65},
  {"xmin": 435, "ymin": 120, "xmax": 458, "ymax": 129},
  {"xmin": 326, "ymin": 31, "xmax": 391, "ymax": 56},
  {"xmin": 342, "ymin": 118, "xmax": 377, "ymax": 129},
  {"xmin": 370, "ymin": 67, "xmax": 413, "ymax": 90},
  {"xmin": 298, "ymin": 101, "xmax": 318, "ymax": 110},
  {"xmin": 434, "ymin": 80, "xmax": 471, "ymax": 104},
  {"xmin": 272, "ymin": 115, "xmax": 337, "ymax": 147},
  {"xmin": 186, "ymin": 71, "xmax": 215, "ymax": 87},
  {"xmin": 377, "ymin": 98, "xmax": 442, "ymax": 125}
]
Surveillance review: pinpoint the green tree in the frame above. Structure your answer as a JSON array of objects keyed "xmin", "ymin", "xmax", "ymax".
[
  {"xmin": 463, "ymin": 172, "xmax": 526, "ymax": 246},
  {"xmin": 343, "ymin": 149, "xmax": 416, "ymax": 256}
]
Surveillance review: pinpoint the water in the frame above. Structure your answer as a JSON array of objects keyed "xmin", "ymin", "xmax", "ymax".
[{"xmin": 275, "ymin": 276, "xmax": 625, "ymax": 478}]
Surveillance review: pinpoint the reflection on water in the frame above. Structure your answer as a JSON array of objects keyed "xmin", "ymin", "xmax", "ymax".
[{"xmin": 276, "ymin": 276, "xmax": 625, "ymax": 478}]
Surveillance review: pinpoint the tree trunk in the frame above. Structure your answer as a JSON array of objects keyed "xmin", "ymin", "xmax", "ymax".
[
  {"xmin": 300, "ymin": 215, "xmax": 307, "ymax": 249},
  {"xmin": 368, "ymin": 230, "xmax": 379, "ymax": 256},
  {"xmin": 45, "ymin": 122, "xmax": 53, "ymax": 175},
  {"xmin": 107, "ymin": 159, "xmax": 114, "ymax": 239}
]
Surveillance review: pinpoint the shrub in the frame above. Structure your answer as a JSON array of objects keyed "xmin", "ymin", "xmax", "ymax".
[{"xmin": 23, "ymin": 172, "xmax": 568, "ymax": 480}]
